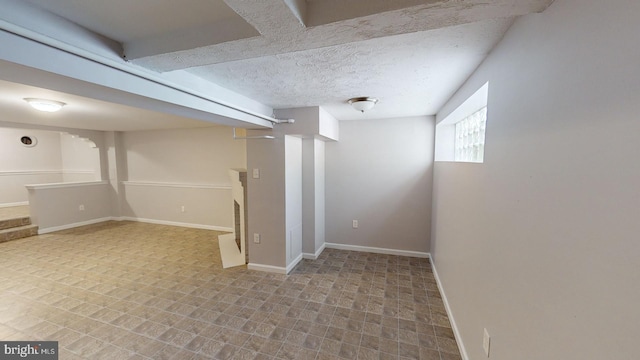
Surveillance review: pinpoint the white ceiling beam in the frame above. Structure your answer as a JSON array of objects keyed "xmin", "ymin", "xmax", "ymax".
[
  {"xmin": 0, "ymin": 29, "xmax": 274, "ymax": 129},
  {"xmin": 283, "ymin": 0, "xmax": 308, "ymax": 26},
  {"xmin": 132, "ymin": 0, "xmax": 554, "ymax": 72},
  {"xmin": 123, "ymin": 19, "xmax": 259, "ymax": 61},
  {"xmin": 122, "ymin": 0, "xmax": 307, "ymax": 63},
  {"xmin": 0, "ymin": 0, "xmax": 122, "ymax": 61},
  {"xmin": 222, "ymin": 0, "xmax": 306, "ymax": 37},
  {"xmin": 304, "ymin": 0, "xmax": 553, "ymax": 27}
]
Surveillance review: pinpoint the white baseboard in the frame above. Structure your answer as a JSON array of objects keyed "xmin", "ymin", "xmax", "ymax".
[
  {"xmin": 248, "ymin": 253, "xmax": 304, "ymax": 275},
  {"xmin": 286, "ymin": 253, "xmax": 303, "ymax": 273},
  {"xmin": 38, "ymin": 217, "xmax": 113, "ymax": 234},
  {"xmin": 324, "ymin": 242, "xmax": 430, "ymax": 258},
  {"xmin": 431, "ymin": 259, "xmax": 470, "ymax": 360},
  {"xmin": 0, "ymin": 201, "xmax": 29, "ymax": 208},
  {"xmin": 302, "ymin": 242, "xmax": 326, "ymax": 260},
  {"xmin": 247, "ymin": 263, "xmax": 287, "ymax": 274},
  {"xmin": 40, "ymin": 216, "xmax": 233, "ymax": 234},
  {"xmin": 119, "ymin": 217, "xmax": 233, "ymax": 232}
]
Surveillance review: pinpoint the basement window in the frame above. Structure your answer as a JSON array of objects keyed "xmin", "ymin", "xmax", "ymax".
[
  {"xmin": 435, "ymin": 82, "xmax": 489, "ymax": 163},
  {"xmin": 454, "ymin": 107, "xmax": 486, "ymax": 163}
]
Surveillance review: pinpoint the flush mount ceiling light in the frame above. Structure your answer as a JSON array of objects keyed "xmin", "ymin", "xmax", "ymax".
[
  {"xmin": 24, "ymin": 98, "xmax": 66, "ymax": 112},
  {"xmin": 348, "ymin": 97, "xmax": 378, "ymax": 113}
]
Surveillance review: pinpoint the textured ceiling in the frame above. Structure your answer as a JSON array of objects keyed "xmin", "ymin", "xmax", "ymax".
[
  {"xmin": 131, "ymin": 0, "xmax": 552, "ymax": 71},
  {"xmin": 189, "ymin": 19, "xmax": 513, "ymax": 120},
  {"xmin": 4, "ymin": 0, "xmax": 555, "ymax": 126}
]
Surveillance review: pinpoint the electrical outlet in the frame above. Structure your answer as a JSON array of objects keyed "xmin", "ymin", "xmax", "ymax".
[
  {"xmin": 253, "ymin": 233, "xmax": 260, "ymax": 244},
  {"xmin": 352, "ymin": 220, "xmax": 358, "ymax": 229},
  {"xmin": 252, "ymin": 168, "xmax": 260, "ymax": 179},
  {"xmin": 181, "ymin": 205, "xmax": 185, "ymax": 213},
  {"xmin": 78, "ymin": 204, "xmax": 85, "ymax": 211},
  {"xmin": 483, "ymin": 328, "xmax": 491, "ymax": 357}
]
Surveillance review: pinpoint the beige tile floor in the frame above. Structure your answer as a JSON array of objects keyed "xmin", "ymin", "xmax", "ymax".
[{"xmin": 0, "ymin": 221, "xmax": 461, "ymax": 360}]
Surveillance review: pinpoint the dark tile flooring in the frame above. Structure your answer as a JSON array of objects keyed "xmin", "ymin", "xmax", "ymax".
[{"xmin": 0, "ymin": 221, "xmax": 461, "ymax": 359}]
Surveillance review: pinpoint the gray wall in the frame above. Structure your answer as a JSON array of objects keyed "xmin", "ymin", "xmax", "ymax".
[
  {"xmin": 325, "ymin": 116, "xmax": 434, "ymax": 253},
  {"xmin": 120, "ymin": 126, "xmax": 246, "ymax": 229},
  {"xmin": 431, "ymin": 0, "xmax": 640, "ymax": 359},
  {"xmin": 246, "ymin": 132, "xmax": 287, "ymax": 268},
  {"xmin": 28, "ymin": 182, "xmax": 111, "ymax": 232}
]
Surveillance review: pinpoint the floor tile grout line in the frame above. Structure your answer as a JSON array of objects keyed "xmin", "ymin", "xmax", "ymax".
[{"xmin": 0, "ymin": 221, "xmax": 459, "ymax": 360}]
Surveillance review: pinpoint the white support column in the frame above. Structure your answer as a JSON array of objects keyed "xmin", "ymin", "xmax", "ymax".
[
  {"xmin": 104, "ymin": 131, "xmax": 126, "ymax": 219},
  {"xmin": 302, "ymin": 138, "xmax": 326, "ymax": 259},
  {"xmin": 246, "ymin": 106, "xmax": 336, "ymax": 273}
]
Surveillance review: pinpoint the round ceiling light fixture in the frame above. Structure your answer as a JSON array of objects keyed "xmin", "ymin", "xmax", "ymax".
[
  {"xmin": 24, "ymin": 98, "xmax": 66, "ymax": 112},
  {"xmin": 348, "ymin": 97, "xmax": 378, "ymax": 113}
]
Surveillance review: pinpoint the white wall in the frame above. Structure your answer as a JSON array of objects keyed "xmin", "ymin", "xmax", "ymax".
[
  {"xmin": 285, "ymin": 136, "xmax": 303, "ymax": 267},
  {"xmin": 313, "ymin": 140, "xmax": 325, "ymax": 253},
  {"xmin": 325, "ymin": 116, "xmax": 434, "ymax": 254},
  {"xmin": 431, "ymin": 1, "xmax": 640, "ymax": 359},
  {"xmin": 318, "ymin": 107, "xmax": 339, "ymax": 141},
  {"xmin": 302, "ymin": 138, "xmax": 326, "ymax": 257},
  {"xmin": 0, "ymin": 128, "xmax": 63, "ymax": 205},
  {"xmin": 60, "ymin": 133, "xmax": 101, "ymax": 182},
  {"xmin": 121, "ymin": 126, "xmax": 245, "ymax": 230},
  {"xmin": 0, "ymin": 127, "xmax": 104, "ymax": 206}
]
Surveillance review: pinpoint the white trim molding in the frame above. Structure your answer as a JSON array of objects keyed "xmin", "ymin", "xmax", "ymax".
[
  {"xmin": 0, "ymin": 170, "xmax": 61, "ymax": 176},
  {"xmin": 122, "ymin": 181, "xmax": 231, "ymax": 190},
  {"xmin": 247, "ymin": 263, "xmax": 286, "ymax": 274},
  {"xmin": 324, "ymin": 242, "xmax": 430, "ymax": 258},
  {"xmin": 119, "ymin": 217, "xmax": 232, "ymax": 232},
  {"xmin": 248, "ymin": 253, "xmax": 304, "ymax": 275},
  {"xmin": 38, "ymin": 217, "xmax": 113, "ymax": 234},
  {"xmin": 431, "ymin": 259, "xmax": 470, "ymax": 360},
  {"xmin": 25, "ymin": 180, "xmax": 108, "ymax": 190},
  {"xmin": 0, "ymin": 201, "xmax": 29, "ymax": 208},
  {"xmin": 62, "ymin": 170, "xmax": 96, "ymax": 175},
  {"xmin": 302, "ymin": 242, "xmax": 326, "ymax": 260}
]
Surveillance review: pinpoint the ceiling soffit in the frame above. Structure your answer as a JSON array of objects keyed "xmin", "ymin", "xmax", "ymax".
[
  {"xmin": 130, "ymin": 0, "xmax": 554, "ymax": 72},
  {"xmin": 23, "ymin": 0, "xmax": 260, "ymax": 62}
]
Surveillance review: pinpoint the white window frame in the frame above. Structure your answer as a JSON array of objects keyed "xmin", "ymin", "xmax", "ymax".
[{"xmin": 435, "ymin": 82, "xmax": 489, "ymax": 163}]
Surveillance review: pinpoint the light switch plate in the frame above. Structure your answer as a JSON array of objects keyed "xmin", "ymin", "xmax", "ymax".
[{"xmin": 252, "ymin": 168, "xmax": 260, "ymax": 179}]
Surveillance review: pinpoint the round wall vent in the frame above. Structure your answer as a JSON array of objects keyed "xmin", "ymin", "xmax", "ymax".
[{"xmin": 20, "ymin": 135, "xmax": 37, "ymax": 147}]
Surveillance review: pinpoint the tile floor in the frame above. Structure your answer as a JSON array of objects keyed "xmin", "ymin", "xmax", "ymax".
[{"xmin": 0, "ymin": 221, "xmax": 461, "ymax": 360}]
